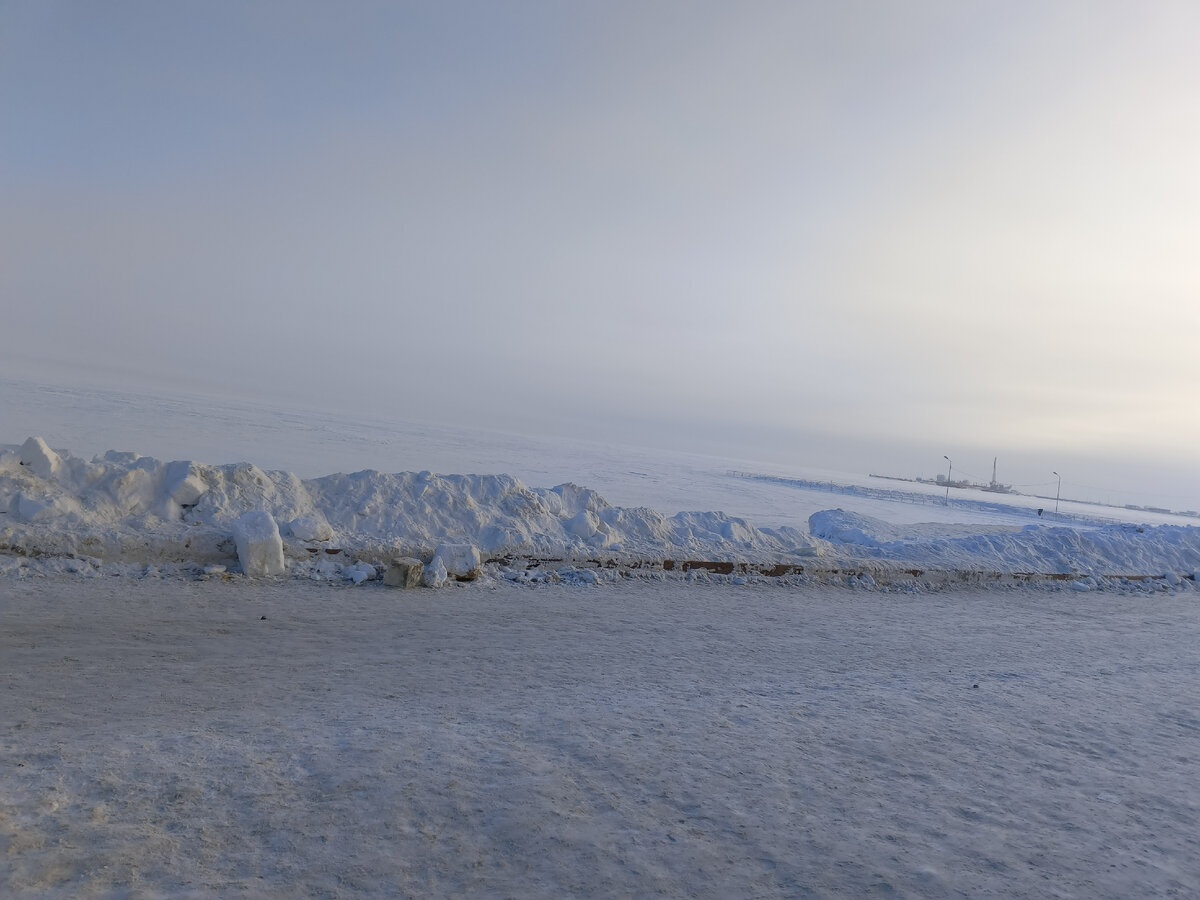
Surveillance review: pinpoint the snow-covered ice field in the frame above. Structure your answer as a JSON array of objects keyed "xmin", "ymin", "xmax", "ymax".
[
  {"xmin": 3, "ymin": 372, "xmax": 1196, "ymax": 535},
  {"xmin": 3, "ymin": 576, "xmax": 1200, "ymax": 898}
]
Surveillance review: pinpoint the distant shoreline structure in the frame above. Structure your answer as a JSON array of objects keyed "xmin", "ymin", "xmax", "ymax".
[
  {"xmin": 921, "ymin": 456, "xmax": 1014, "ymax": 494},
  {"xmin": 870, "ymin": 473, "xmax": 1015, "ymax": 494},
  {"xmin": 873, "ymin": 475, "xmax": 1012, "ymax": 496},
  {"xmin": 868, "ymin": 473, "xmax": 1198, "ymax": 519}
]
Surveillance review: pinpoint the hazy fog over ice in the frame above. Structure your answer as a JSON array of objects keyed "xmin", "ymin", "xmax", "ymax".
[{"xmin": 2, "ymin": 1, "xmax": 1197, "ymax": 508}]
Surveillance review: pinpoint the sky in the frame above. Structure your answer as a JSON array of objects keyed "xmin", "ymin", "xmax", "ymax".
[{"xmin": 2, "ymin": 1, "xmax": 1198, "ymax": 508}]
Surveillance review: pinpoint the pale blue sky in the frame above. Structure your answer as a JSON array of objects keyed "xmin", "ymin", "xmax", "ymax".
[{"xmin": 2, "ymin": 1, "xmax": 1198, "ymax": 505}]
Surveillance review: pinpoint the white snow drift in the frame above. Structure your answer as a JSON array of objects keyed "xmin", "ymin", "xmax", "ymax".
[
  {"xmin": 0, "ymin": 437, "xmax": 817, "ymax": 576},
  {"xmin": 2, "ymin": 437, "xmax": 1198, "ymax": 582},
  {"xmin": 809, "ymin": 508, "xmax": 1200, "ymax": 577}
]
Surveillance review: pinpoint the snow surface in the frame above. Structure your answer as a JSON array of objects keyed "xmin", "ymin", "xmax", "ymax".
[
  {"xmin": 4, "ymin": 382, "xmax": 1200, "ymax": 897},
  {"xmin": 3, "ymin": 577, "xmax": 1199, "ymax": 898}
]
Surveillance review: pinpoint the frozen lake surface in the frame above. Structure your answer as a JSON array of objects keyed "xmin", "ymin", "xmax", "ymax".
[
  {"xmin": 3, "ymin": 577, "xmax": 1199, "ymax": 898},
  {"xmin": 3, "ymin": 373, "xmax": 1195, "ymax": 534}
]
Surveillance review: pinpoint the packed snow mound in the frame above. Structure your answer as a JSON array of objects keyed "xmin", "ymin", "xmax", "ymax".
[
  {"xmin": 0, "ymin": 438, "xmax": 819, "ymax": 567},
  {"xmin": 809, "ymin": 509, "xmax": 912, "ymax": 547},
  {"xmin": 810, "ymin": 508, "xmax": 1200, "ymax": 576},
  {"xmin": 231, "ymin": 510, "xmax": 286, "ymax": 577},
  {"xmin": 4, "ymin": 439, "xmax": 1199, "ymax": 580},
  {"xmin": 808, "ymin": 509, "xmax": 1025, "ymax": 546}
]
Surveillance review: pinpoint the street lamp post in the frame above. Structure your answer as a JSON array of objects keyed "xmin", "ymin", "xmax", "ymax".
[
  {"xmin": 944, "ymin": 455, "xmax": 952, "ymax": 504},
  {"xmin": 1052, "ymin": 471, "xmax": 1061, "ymax": 515}
]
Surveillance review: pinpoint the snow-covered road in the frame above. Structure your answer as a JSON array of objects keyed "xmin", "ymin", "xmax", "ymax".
[{"xmin": 3, "ymin": 577, "xmax": 1198, "ymax": 897}]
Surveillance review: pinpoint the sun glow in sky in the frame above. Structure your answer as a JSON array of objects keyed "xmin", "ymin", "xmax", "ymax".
[{"xmin": 2, "ymin": 1, "xmax": 1198, "ymax": 506}]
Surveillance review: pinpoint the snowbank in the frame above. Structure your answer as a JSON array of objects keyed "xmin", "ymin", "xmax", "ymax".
[
  {"xmin": 0, "ymin": 438, "xmax": 818, "ymax": 576},
  {"xmin": 2, "ymin": 439, "xmax": 1198, "ymax": 583},
  {"xmin": 810, "ymin": 508, "xmax": 1200, "ymax": 577}
]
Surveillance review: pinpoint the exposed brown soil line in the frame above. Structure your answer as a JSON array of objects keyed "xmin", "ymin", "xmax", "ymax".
[{"xmin": 487, "ymin": 554, "xmax": 1191, "ymax": 587}]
